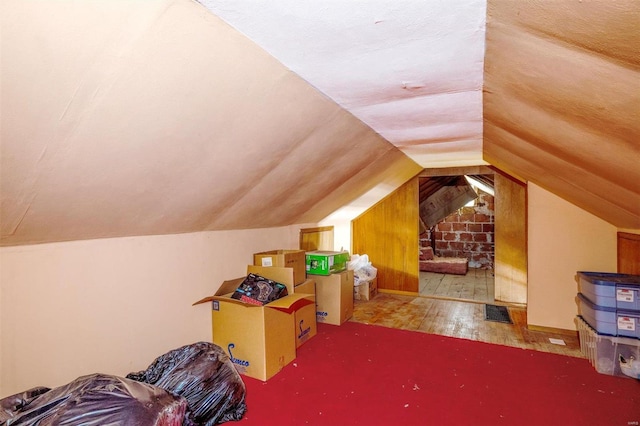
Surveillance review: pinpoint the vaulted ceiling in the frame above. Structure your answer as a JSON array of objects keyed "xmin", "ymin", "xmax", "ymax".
[
  {"xmin": 1, "ymin": 0, "xmax": 638, "ymax": 247},
  {"xmin": 484, "ymin": 1, "xmax": 639, "ymax": 229}
]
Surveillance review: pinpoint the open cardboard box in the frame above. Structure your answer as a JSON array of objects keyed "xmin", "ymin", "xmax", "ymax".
[
  {"xmin": 248, "ymin": 265, "xmax": 317, "ymax": 348},
  {"xmin": 292, "ymin": 276, "xmax": 317, "ymax": 348},
  {"xmin": 194, "ymin": 270, "xmax": 314, "ymax": 381}
]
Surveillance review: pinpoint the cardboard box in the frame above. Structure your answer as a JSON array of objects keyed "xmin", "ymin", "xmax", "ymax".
[
  {"xmin": 305, "ymin": 250, "xmax": 350, "ymax": 276},
  {"xmin": 314, "ymin": 270, "xmax": 354, "ymax": 325},
  {"xmin": 193, "ymin": 277, "xmax": 314, "ymax": 381},
  {"xmin": 254, "ymin": 250, "xmax": 307, "ymax": 285},
  {"xmin": 247, "ymin": 265, "xmax": 317, "ymax": 348},
  {"xmin": 354, "ymin": 277, "xmax": 378, "ymax": 301},
  {"xmin": 294, "ymin": 279, "xmax": 317, "ymax": 348},
  {"xmin": 247, "ymin": 265, "xmax": 296, "ymax": 293},
  {"xmin": 295, "ymin": 279, "xmax": 316, "ymax": 296}
]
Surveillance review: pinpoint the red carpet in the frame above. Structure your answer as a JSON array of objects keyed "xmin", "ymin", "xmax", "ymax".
[{"xmin": 238, "ymin": 322, "xmax": 639, "ymax": 426}]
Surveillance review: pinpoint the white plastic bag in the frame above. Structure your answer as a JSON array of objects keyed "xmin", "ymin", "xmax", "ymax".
[{"xmin": 348, "ymin": 254, "xmax": 377, "ymax": 286}]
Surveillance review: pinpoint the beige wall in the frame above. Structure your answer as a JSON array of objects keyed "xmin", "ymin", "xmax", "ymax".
[
  {"xmin": 0, "ymin": 226, "xmax": 307, "ymax": 396},
  {"xmin": 527, "ymin": 183, "xmax": 617, "ymax": 330},
  {"xmin": 618, "ymin": 228, "xmax": 640, "ymax": 235}
]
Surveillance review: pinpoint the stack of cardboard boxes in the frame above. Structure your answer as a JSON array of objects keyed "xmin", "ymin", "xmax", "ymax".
[
  {"xmin": 194, "ymin": 249, "xmax": 354, "ymax": 381},
  {"xmin": 305, "ymin": 250, "xmax": 354, "ymax": 326}
]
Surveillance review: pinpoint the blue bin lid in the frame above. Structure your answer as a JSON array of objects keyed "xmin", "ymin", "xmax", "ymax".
[
  {"xmin": 577, "ymin": 292, "xmax": 640, "ymax": 315},
  {"xmin": 577, "ymin": 271, "xmax": 640, "ymax": 287},
  {"xmin": 577, "ymin": 292, "xmax": 616, "ymax": 312}
]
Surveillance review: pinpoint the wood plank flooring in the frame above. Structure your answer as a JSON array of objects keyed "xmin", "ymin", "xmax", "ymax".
[
  {"xmin": 420, "ymin": 269, "xmax": 495, "ymax": 303},
  {"xmin": 351, "ymin": 291, "xmax": 583, "ymax": 358}
]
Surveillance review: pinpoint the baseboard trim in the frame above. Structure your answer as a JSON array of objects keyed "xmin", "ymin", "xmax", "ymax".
[
  {"xmin": 528, "ymin": 324, "xmax": 577, "ymax": 337},
  {"xmin": 378, "ymin": 289, "xmax": 419, "ymax": 297}
]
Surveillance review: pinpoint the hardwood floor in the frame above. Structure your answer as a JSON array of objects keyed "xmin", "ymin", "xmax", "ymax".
[
  {"xmin": 420, "ymin": 269, "xmax": 495, "ymax": 303},
  {"xmin": 351, "ymin": 285, "xmax": 583, "ymax": 358}
]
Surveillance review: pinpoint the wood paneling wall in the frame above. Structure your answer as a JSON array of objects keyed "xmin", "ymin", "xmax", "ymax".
[
  {"xmin": 352, "ymin": 178, "xmax": 419, "ymax": 293},
  {"xmin": 494, "ymin": 172, "xmax": 528, "ymax": 304},
  {"xmin": 300, "ymin": 226, "xmax": 334, "ymax": 251},
  {"xmin": 618, "ymin": 232, "xmax": 640, "ymax": 274}
]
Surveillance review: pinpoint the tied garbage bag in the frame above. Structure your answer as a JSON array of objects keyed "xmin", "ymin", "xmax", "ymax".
[
  {"xmin": 127, "ymin": 342, "xmax": 247, "ymax": 426},
  {"xmin": 0, "ymin": 374, "xmax": 187, "ymax": 426},
  {"xmin": 348, "ymin": 254, "xmax": 377, "ymax": 286}
]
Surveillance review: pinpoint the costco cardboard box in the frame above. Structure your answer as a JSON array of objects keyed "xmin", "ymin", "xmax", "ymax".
[
  {"xmin": 315, "ymin": 270, "xmax": 354, "ymax": 325},
  {"xmin": 293, "ymin": 279, "xmax": 317, "ymax": 348},
  {"xmin": 254, "ymin": 249, "xmax": 307, "ymax": 285},
  {"xmin": 193, "ymin": 276, "xmax": 314, "ymax": 381},
  {"xmin": 354, "ymin": 277, "xmax": 378, "ymax": 301},
  {"xmin": 247, "ymin": 265, "xmax": 317, "ymax": 348}
]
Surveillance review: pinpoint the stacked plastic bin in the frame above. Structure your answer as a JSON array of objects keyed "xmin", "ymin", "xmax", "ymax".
[{"xmin": 576, "ymin": 271, "xmax": 640, "ymax": 379}]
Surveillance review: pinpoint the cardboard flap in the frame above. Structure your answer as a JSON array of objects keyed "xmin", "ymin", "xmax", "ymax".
[
  {"xmin": 247, "ymin": 265, "xmax": 295, "ymax": 293},
  {"xmin": 217, "ymin": 278, "xmax": 246, "ymax": 295},
  {"xmin": 207, "ymin": 293, "xmax": 263, "ymax": 308},
  {"xmin": 294, "ymin": 278, "xmax": 315, "ymax": 295},
  {"xmin": 282, "ymin": 296, "xmax": 315, "ymax": 314},
  {"xmin": 266, "ymin": 294, "xmax": 314, "ymax": 314},
  {"xmin": 193, "ymin": 293, "xmax": 240, "ymax": 306},
  {"xmin": 192, "ymin": 296, "xmax": 215, "ymax": 306},
  {"xmin": 192, "ymin": 277, "xmax": 245, "ymax": 306},
  {"xmin": 195, "ymin": 289, "xmax": 313, "ymax": 311}
]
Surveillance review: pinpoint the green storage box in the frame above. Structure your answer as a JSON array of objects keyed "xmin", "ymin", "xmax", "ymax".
[{"xmin": 305, "ymin": 250, "xmax": 350, "ymax": 276}]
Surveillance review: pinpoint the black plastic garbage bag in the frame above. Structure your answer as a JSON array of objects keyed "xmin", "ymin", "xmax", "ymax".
[
  {"xmin": 0, "ymin": 373, "xmax": 187, "ymax": 426},
  {"xmin": 0, "ymin": 387, "xmax": 50, "ymax": 424},
  {"xmin": 127, "ymin": 342, "xmax": 247, "ymax": 425}
]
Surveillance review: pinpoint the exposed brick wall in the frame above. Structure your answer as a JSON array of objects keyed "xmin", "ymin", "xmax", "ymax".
[{"xmin": 419, "ymin": 190, "xmax": 494, "ymax": 269}]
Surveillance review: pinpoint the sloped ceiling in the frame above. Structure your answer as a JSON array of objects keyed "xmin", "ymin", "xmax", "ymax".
[
  {"xmin": 202, "ymin": 0, "xmax": 639, "ymax": 228},
  {"xmin": 1, "ymin": 0, "xmax": 638, "ymax": 247},
  {"xmin": 0, "ymin": 0, "xmax": 422, "ymax": 246},
  {"xmin": 484, "ymin": 1, "xmax": 640, "ymax": 228}
]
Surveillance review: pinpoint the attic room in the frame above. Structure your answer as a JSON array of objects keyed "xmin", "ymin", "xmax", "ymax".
[{"xmin": 1, "ymin": 0, "xmax": 639, "ymax": 419}]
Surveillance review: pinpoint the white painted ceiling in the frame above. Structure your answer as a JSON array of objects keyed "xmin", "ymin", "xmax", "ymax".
[
  {"xmin": 1, "ymin": 0, "xmax": 638, "ymax": 247},
  {"xmin": 199, "ymin": 0, "xmax": 487, "ymax": 168}
]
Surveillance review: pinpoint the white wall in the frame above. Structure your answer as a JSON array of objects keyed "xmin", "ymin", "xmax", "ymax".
[
  {"xmin": 0, "ymin": 226, "xmax": 306, "ymax": 396},
  {"xmin": 527, "ymin": 183, "xmax": 617, "ymax": 330}
]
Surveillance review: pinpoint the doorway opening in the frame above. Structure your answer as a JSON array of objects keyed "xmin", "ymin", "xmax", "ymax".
[{"xmin": 418, "ymin": 173, "xmax": 496, "ymax": 304}]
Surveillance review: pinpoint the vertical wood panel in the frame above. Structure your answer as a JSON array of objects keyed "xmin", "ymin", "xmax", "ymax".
[
  {"xmin": 494, "ymin": 173, "xmax": 528, "ymax": 304},
  {"xmin": 299, "ymin": 226, "xmax": 334, "ymax": 251},
  {"xmin": 352, "ymin": 178, "xmax": 419, "ymax": 293},
  {"xmin": 618, "ymin": 232, "xmax": 640, "ymax": 274}
]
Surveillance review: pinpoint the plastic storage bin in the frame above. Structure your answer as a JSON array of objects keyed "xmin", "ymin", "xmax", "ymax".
[
  {"xmin": 576, "ymin": 316, "xmax": 640, "ymax": 379},
  {"xmin": 577, "ymin": 271, "xmax": 640, "ymax": 311},
  {"xmin": 577, "ymin": 293, "xmax": 640, "ymax": 339}
]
